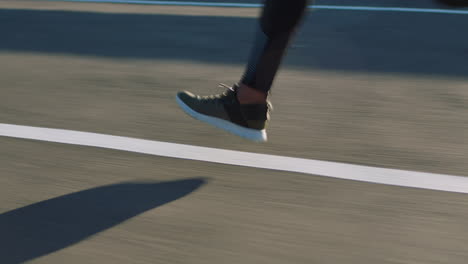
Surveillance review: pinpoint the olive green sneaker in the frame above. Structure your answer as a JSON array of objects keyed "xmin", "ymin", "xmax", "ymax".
[{"xmin": 176, "ymin": 84, "xmax": 270, "ymax": 142}]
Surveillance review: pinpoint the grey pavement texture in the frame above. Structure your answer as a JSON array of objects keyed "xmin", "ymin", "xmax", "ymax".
[{"xmin": 1, "ymin": 1, "xmax": 468, "ymax": 263}]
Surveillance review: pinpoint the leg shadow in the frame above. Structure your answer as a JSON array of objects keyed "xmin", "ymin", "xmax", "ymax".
[{"xmin": 0, "ymin": 178, "xmax": 206, "ymax": 264}]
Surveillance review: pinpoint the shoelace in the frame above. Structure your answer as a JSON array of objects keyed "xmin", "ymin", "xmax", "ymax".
[
  {"xmin": 218, "ymin": 83, "xmax": 235, "ymax": 92},
  {"xmin": 199, "ymin": 83, "xmax": 236, "ymax": 105}
]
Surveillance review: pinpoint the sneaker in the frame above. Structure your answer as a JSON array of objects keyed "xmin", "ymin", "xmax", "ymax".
[{"xmin": 176, "ymin": 84, "xmax": 270, "ymax": 142}]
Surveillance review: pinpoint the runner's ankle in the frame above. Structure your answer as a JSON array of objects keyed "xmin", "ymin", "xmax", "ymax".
[{"xmin": 236, "ymin": 83, "xmax": 267, "ymax": 104}]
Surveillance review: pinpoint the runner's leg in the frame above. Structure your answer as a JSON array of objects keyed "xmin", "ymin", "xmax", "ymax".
[{"xmin": 240, "ymin": 0, "xmax": 309, "ymax": 96}]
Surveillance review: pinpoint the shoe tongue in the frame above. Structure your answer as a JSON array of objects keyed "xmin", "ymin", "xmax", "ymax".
[
  {"xmin": 231, "ymin": 83, "xmax": 240, "ymax": 92},
  {"xmin": 218, "ymin": 83, "xmax": 245, "ymax": 104},
  {"xmin": 230, "ymin": 84, "xmax": 241, "ymax": 103}
]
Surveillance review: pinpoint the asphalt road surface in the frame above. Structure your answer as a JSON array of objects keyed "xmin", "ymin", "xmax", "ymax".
[{"xmin": 1, "ymin": 0, "xmax": 468, "ymax": 263}]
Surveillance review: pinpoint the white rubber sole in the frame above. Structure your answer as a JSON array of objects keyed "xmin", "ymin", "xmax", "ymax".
[{"xmin": 176, "ymin": 95, "xmax": 267, "ymax": 142}]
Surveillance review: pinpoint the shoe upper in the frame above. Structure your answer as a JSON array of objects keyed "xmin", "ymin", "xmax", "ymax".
[{"xmin": 177, "ymin": 84, "xmax": 270, "ymax": 130}]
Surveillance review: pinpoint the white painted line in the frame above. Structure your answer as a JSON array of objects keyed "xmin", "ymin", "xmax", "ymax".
[
  {"xmin": 1, "ymin": 123, "xmax": 468, "ymax": 194},
  {"xmin": 50, "ymin": 0, "xmax": 468, "ymax": 15},
  {"xmin": 315, "ymin": 5, "xmax": 468, "ymax": 15}
]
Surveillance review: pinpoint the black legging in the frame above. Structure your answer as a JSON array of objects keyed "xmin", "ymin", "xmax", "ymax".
[{"xmin": 241, "ymin": 0, "xmax": 310, "ymax": 93}]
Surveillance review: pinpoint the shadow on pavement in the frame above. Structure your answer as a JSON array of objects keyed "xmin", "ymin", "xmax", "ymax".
[
  {"xmin": 0, "ymin": 8, "xmax": 467, "ymax": 77},
  {"xmin": 0, "ymin": 178, "xmax": 206, "ymax": 264}
]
